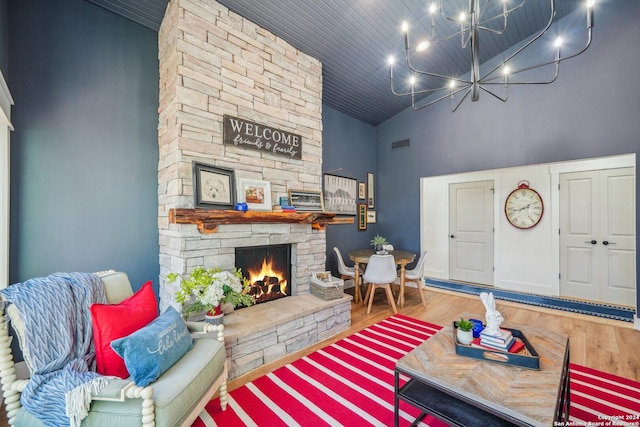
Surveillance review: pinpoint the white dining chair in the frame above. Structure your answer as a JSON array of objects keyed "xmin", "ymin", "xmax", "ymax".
[
  {"xmin": 333, "ymin": 247, "xmax": 360, "ymax": 280},
  {"xmin": 395, "ymin": 251, "xmax": 428, "ymax": 307},
  {"xmin": 363, "ymin": 254, "xmax": 398, "ymax": 314}
]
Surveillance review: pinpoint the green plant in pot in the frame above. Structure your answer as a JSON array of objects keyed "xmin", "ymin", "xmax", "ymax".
[
  {"xmin": 455, "ymin": 317, "xmax": 474, "ymax": 345},
  {"xmin": 168, "ymin": 266, "xmax": 254, "ymax": 321},
  {"xmin": 370, "ymin": 235, "xmax": 388, "ymax": 253}
]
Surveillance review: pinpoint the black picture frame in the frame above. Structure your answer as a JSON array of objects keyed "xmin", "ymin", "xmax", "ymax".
[
  {"xmin": 358, "ymin": 203, "xmax": 367, "ymax": 230},
  {"xmin": 289, "ymin": 189, "xmax": 325, "ymax": 212},
  {"xmin": 367, "ymin": 172, "xmax": 375, "ymax": 209},
  {"xmin": 323, "ymin": 174, "xmax": 357, "ymax": 215},
  {"xmin": 193, "ymin": 162, "xmax": 235, "ymax": 209}
]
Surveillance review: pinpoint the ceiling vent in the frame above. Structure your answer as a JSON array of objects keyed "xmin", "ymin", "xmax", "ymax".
[{"xmin": 391, "ymin": 139, "xmax": 410, "ymax": 150}]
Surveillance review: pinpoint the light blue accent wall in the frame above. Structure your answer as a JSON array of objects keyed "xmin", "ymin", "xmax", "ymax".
[
  {"xmin": 374, "ymin": 0, "xmax": 640, "ymax": 308},
  {"xmin": 322, "ymin": 105, "xmax": 376, "ymax": 277},
  {"xmin": 7, "ymin": 0, "xmax": 159, "ymax": 292}
]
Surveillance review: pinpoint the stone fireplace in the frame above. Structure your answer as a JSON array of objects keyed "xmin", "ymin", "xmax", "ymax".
[
  {"xmin": 157, "ymin": 0, "xmax": 351, "ymax": 379},
  {"xmin": 157, "ymin": 0, "xmax": 326, "ymax": 309}
]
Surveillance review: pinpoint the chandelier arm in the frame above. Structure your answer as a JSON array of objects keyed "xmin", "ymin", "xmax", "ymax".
[
  {"xmin": 410, "ymin": 84, "xmax": 463, "ymax": 96},
  {"xmin": 480, "ymin": 0, "xmax": 556, "ymax": 83},
  {"xmin": 479, "ymin": 85, "xmax": 508, "ymax": 103},
  {"xmin": 478, "ymin": 26, "xmax": 507, "ymax": 36},
  {"xmin": 481, "ymin": 27, "xmax": 591, "ymax": 86},
  {"xmin": 484, "ymin": 61, "xmax": 560, "ymax": 85},
  {"xmin": 478, "ymin": 0, "xmax": 526, "ymax": 29},
  {"xmin": 410, "ymin": 86, "xmax": 470, "ymax": 111},
  {"xmin": 450, "ymin": 88, "xmax": 473, "ymax": 112}
]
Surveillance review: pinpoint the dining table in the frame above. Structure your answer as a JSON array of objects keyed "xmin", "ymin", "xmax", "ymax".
[{"xmin": 348, "ymin": 249, "xmax": 416, "ymax": 307}]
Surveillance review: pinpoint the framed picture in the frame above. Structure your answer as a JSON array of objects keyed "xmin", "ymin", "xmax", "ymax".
[
  {"xmin": 192, "ymin": 162, "xmax": 235, "ymax": 209},
  {"xmin": 367, "ymin": 172, "xmax": 375, "ymax": 209},
  {"xmin": 367, "ymin": 210, "xmax": 376, "ymax": 224},
  {"xmin": 289, "ymin": 189, "xmax": 324, "ymax": 212},
  {"xmin": 358, "ymin": 203, "xmax": 367, "ymax": 230},
  {"xmin": 236, "ymin": 178, "xmax": 272, "ymax": 211},
  {"xmin": 358, "ymin": 182, "xmax": 366, "ymax": 200},
  {"xmin": 323, "ymin": 174, "xmax": 357, "ymax": 215}
]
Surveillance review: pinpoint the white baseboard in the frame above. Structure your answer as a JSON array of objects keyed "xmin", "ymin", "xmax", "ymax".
[{"xmin": 635, "ymin": 315, "xmax": 640, "ymax": 331}]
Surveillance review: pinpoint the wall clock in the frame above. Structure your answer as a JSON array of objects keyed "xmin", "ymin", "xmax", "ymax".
[{"xmin": 504, "ymin": 181, "xmax": 544, "ymax": 229}]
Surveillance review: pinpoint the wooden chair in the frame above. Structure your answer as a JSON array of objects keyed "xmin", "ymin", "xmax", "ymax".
[{"xmin": 363, "ymin": 254, "xmax": 398, "ymax": 314}]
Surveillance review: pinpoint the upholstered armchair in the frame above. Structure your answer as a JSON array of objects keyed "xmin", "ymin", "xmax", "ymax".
[{"xmin": 0, "ymin": 270, "xmax": 228, "ymax": 427}]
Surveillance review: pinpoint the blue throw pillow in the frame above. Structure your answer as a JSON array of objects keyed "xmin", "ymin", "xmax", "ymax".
[{"xmin": 110, "ymin": 306, "xmax": 193, "ymax": 387}]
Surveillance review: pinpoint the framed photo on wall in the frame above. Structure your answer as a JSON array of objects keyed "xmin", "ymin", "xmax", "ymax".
[
  {"xmin": 358, "ymin": 182, "xmax": 366, "ymax": 200},
  {"xmin": 358, "ymin": 203, "xmax": 367, "ymax": 230},
  {"xmin": 367, "ymin": 172, "xmax": 375, "ymax": 209},
  {"xmin": 323, "ymin": 174, "xmax": 357, "ymax": 215},
  {"xmin": 289, "ymin": 189, "xmax": 325, "ymax": 212},
  {"xmin": 192, "ymin": 162, "xmax": 235, "ymax": 209},
  {"xmin": 236, "ymin": 178, "xmax": 272, "ymax": 211},
  {"xmin": 367, "ymin": 210, "xmax": 376, "ymax": 224}
]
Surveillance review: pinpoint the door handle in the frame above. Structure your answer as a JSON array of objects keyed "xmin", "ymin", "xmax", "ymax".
[
  {"xmin": 602, "ymin": 241, "xmax": 616, "ymax": 246},
  {"xmin": 450, "ymin": 235, "xmax": 455, "ymax": 239},
  {"xmin": 584, "ymin": 240, "xmax": 597, "ymax": 245}
]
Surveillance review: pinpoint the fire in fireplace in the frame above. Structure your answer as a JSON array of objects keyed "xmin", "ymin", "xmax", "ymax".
[{"xmin": 235, "ymin": 244, "xmax": 291, "ymax": 306}]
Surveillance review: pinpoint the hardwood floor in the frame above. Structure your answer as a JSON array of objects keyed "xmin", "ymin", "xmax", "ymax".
[
  {"xmin": 228, "ymin": 286, "xmax": 640, "ymax": 392},
  {"xmin": 0, "ymin": 286, "xmax": 637, "ymax": 426}
]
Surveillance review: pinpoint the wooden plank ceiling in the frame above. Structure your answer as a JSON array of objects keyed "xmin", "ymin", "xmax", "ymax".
[{"xmin": 87, "ymin": 0, "xmax": 584, "ymax": 125}]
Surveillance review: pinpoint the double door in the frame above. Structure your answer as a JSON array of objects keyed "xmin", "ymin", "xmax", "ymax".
[{"xmin": 560, "ymin": 168, "xmax": 635, "ymax": 305}]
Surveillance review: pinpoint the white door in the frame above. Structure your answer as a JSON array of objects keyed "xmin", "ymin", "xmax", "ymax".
[
  {"xmin": 560, "ymin": 168, "xmax": 636, "ymax": 305},
  {"xmin": 449, "ymin": 181, "xmax": 494, "ymax": 285}
]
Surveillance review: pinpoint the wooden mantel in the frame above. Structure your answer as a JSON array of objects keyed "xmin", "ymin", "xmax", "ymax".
[{"xmin": 169, "ymin": 208, "xmax": 353, "ymax": 234}]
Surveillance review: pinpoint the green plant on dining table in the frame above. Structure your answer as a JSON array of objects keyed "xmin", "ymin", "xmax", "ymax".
[
  {"xmin": 370, "ymin": 235, "xmax": 388, "ymax": 247},
  {"xmin": 168, "ymin": 266, "xmax": 254, "ymax": 317}
]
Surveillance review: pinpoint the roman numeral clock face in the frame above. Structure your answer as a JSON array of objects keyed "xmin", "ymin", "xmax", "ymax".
[{"xmin": 505, "ymin": 185, "xmax": 544, "ymax": 229}]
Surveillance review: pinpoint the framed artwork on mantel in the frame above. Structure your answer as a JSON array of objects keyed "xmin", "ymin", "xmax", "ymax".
[
  {"xmin": 192, "ymin": 162, "xmax": 235, "ymax": 209},
  {"xmin": 289, "ymin": 189, "xmax": 324, "ymax": 212},
  {"xmin": 236, "ymin": 178, "xmax": 272, "ymax": 211}
]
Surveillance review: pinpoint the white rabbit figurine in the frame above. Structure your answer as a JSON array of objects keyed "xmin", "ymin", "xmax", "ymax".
[{"xmin": 480, "ymin": 292, "xmax": 504, "ymax": 336}]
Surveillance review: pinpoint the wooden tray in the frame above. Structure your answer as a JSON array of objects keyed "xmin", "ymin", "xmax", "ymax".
[{"xmin": 453, "ymin": 322, "xmax": 540, "ymax": 370}]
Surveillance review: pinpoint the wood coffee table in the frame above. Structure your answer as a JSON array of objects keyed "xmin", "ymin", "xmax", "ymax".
[{"xmin": 394, "ymin": 315, "xmax": 570, "ymax": 426}]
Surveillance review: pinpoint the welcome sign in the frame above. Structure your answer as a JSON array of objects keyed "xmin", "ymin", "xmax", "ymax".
[{"xmin": 223, "ymin": 115, "xmax": 302, "ymax": 160}]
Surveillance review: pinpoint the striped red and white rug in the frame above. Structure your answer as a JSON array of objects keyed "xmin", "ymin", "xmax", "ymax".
[{"xmin": 194, "ymin": 314, "xmax": 640, "ymax": 426}]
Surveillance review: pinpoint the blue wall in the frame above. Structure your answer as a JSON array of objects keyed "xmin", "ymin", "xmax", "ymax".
[
  {"xmin": 375, "ymin": 0, "xmax": 640, "ymax": 309},
  {"xmin": 7, "ymin": 0, "xmax": 159, "ymax": 292},
  {"xmin": 322, "ymin": 106, "xmax": 376, "ymax": 276},
  {"xmin": 0, "ymin": 0, "xmax": 7, "ymax": 74}
]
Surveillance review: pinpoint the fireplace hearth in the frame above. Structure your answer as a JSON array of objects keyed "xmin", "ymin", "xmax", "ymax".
[{"xmin": 236, "ymin": 244, "xmax": 292, "ymax": 306}]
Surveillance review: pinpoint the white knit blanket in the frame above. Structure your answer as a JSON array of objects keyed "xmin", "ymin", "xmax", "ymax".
[{"xmin": 0, "ymin": 272, "xmax": 108, "ymax": 427}]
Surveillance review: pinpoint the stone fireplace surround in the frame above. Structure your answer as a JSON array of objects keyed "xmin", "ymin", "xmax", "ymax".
[{"xmin": 157, "ymin": 0, "xmax": 351, "ymax": 379}]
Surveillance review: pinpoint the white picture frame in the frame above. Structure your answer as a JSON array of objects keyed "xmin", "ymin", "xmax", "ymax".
[{"xmin": 236, "ymin": 178, "xmax": 272, "ymax": 211}]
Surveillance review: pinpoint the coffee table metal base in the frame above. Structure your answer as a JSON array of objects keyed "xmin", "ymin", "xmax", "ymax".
[{"xmin": 395, "ymin": 376, "xmax": 518, "ymax": 427}]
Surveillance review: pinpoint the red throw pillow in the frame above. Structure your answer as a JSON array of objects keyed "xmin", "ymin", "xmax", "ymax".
[{"xmin": 90, "ymin": 281, "xmax": 158, "ymax": 377}]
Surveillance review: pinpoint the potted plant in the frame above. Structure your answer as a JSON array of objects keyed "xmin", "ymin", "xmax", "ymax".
[
  {"xmin": 370, "ymin": 235, "xmax": 388, "ymax": 254},
  {"xmin": 455, "ymin": 317, "xmax": 474, "ymax": 345},
  {"xmin": 168, "ymin": 266, "xmax": 254, "ymax": 323}
]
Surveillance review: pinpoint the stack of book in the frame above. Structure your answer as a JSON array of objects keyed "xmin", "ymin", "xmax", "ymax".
[
  {"xmin": 472, "ymin": 328, "xmax": 525, "ymax": 353},
  {"xmin": 272, "ymin": 205, "xmax": 296, "ymax": 212}
]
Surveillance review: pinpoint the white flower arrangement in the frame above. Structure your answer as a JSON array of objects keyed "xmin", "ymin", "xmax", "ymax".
[{"xmin": 168, "ymin": 267, "xmax": 254, "ymax": 317}]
